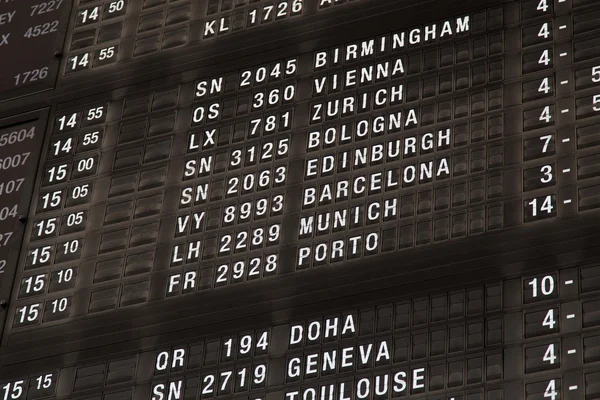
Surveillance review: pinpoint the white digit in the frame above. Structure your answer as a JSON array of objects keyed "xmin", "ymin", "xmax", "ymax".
[
  {"xmin": 244, "ymin": 173, "xmax": 255, "ymax": 190},
  {"xmin": 540, "ymin": 135, "xmax": 552, "ymax": 152},
  {"xmin": 69, "ymin": 53, "xmax": 89, "ymax": 70},
  {"xmin": 224, "ymin": 206, "xmax": 235, "ymax": 223},
  {"xmin": 528, "ymin": 276, "xmax": 555, "ymax": 297},
  {"xmin": 540, "ymin": 165, "xmax": 553, "ymax": 183},
  {"xmin": 253, "ymin": 92, "xmax": 264, "ymax": 109},
  {"xmin": 99, "ymin": 46, "xmax": 115, "ymax": 60},
  {"xmin": 76, "ymin": 157, "xmax": 95, "ymax": 172},
  {"xmin": 31, "ymin": 246, "xmax": 51, "ymax": 265},
  {"xmin": 216, "ymin": 265, "xmax": 228, "ymax": 283},
  {"xmin": 240, "ymin": 70, "xmax": 251, "ymax": 87},
  {"xmin": 36, "ymin": 374, "xmax": 52, "ymax": 389},
  {"xmin": 255, "ymin": 198, "xmax": 267, "ymax": 216},
  {"xmin": 71, "ymin": 184, "xmax": 89, "ymax": 199},
  {"xmin": 268, "ymin": 224, "xmax": 280, "ymax": 243},
  {"xmin": 593, "ymin": 66, "xmax": 600, "ymax": 83},
  {"xmin": 246, "ymin": 146, "xmax": 256, "ymax": 163},
  {"xmin": 35, "ymin": 218, "xmax": 57, "ymax": 237},
  {"xmin": 41, "ymin": 191, "xmax": 62, "ymax": 208},
  {"xmin": 17, "ymin": 304, "xmax": 40, "ymax": 323},
  {"xmin": 58, "ymin": 113, "xmax": 77, "ymax": 130},
  {"xmin": 538, "ymin": 77, "xmax": 550, "ymax": 94},
  {"xmin": 541, "ymin": 195, "xmax": 554, "ymax": 214},
  {"xmin": 66, "ymin": 212, "xmax": 83, "ymax": 226},
  {"xmin": 270, "ymin": 63, "xmax": 281, "ymax": 79},
  {"xmin": 240, "ymin": 202, "xmax": 251, "ymax": 220},
  {"xmin": 539, "ymin": 105, "xmax": 552, "ymax": 123},
  {"xmin": 541, "ymin": 275, "xmax": 555, "ymax": 295},
  {"xmin": 265, "ymin": 115, "xmax": 276, "ymax": 132},
  {"xmin": 82, "ymin": 131, "xmax": 99, "ymax": 145},
  {"xmin": 291, "ymin": 0, "xmax": 302, "ymax": 13},
  {"xmin": 539, "ymin": 49, "xmax": 551, "ymax": 66},
  {"xmin": 86, "ymin": 107, "xmax": 103, "ymax": 121},
  {"xmin": 62, "ymin": 240, "xmax": 79, "ymax": 255},
  {"xmin": 543, "ymin": 344, "xmax": 557, "ymax": 364},
  {"xmin": 265, "ymin": 254, "xmax": 277, "ymax": 272},
  {"xmin": 285, "ymin": 59, "xmax": 297, "ymax": 75},
  {"xmin": 219, "ymin": 371, "xmax": 231, "ymax": 391},
  {"xmin": 249, "ymin": 119, "xmax": 261, "ymax": 136},
  {"xmin": 51, "ymin": 297, "xmax": 68, "ymax": 312},
  {"xmin": 80, "ymin": 7, "xmax": 99, "ymax": 23},
  {"xmin": 232, "ymin": 261, "xmax": 244, "ymax": 279},
  {"xmin": 255, "ymin": 67, "xmax": 266, "ymax": 83},
  {"xmin": 283, "ymin": 84, "xmax": 295, "ymax": 101},
  {"xmin": 281, "ymin": 111, "xmax": 290, "ymax": 128},
  {"xmin": 256, "ymin": 331, "xmax": 268, "ymax": 351},
  {"xmin": 202, "ymin": 375, "xmax": 214, "ymax": 395},
  {"xmin": 1, "ymin": 381, "xmax": 24, "ymax": 400},
  {"xmin": 52, "ymin": 138, "xmax": 73, "ymax": 155},
  {"xmin": 47, "ymin": 165, "xmax": 67, "ymax": 183},
  {"xmin": 240, "ymin": 335, "xmax": 252, "ymax": 354},
  {"xmin": 57, "ymin": 268, "xmax": 74, "ymax": 283},
  {"xmin": 230, "ymin": 149, "xmax": 241, "ymax": 167},
  {"xmin": 542, "ymin": 309, "xmax": 556, "ymax": 329},
  {"xmin": 529, "ymin": 196, "xmax": 554, "ymax": 217},
  {"xmin": 263, "ymin": 4, "xmax": 273, "ymax": 20},
  {"xmin": 24, "ymin": 275, "xmax": 45, "ymax": 294},
  {"xmin": 253, "ymin": 364, "xmax": 266, "ymax": 384},
  {"xmin": 538, "ymin": 22, "xmax": 550, "ymax": 39},
  {"xmin": 237, "ymin": 368, "xmax": 246, "ymax": 388},
  {"xmin": 223, "ymin": 338, "xmax": 233, "ymax": 357},
  {"xmin": 544, "ymin": 379, "xmax": 557, "ymax": 400},
  {"xmin": 108, "ymin": 0, "xmax": 124, "ymax": 13}
]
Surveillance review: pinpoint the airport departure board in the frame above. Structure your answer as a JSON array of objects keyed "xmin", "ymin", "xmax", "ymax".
[{"xmin": 2, "ymin": 0, "xmax": 600, "ymax": 399}]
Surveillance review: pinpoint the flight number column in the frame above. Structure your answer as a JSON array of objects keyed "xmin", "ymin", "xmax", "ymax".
[
  {"xmin": 130, "ymin": 329, "xmax": 273, "ymax": 400},
  {"xmin": 9, "ymin": 103, "xmax": 107, "ymax": 330},
  {"xmin": 162, "ymin": 56, "xmax": 301, "ymax": 296}
]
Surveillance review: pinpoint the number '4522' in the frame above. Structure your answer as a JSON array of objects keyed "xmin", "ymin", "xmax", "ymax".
[{"xmin": 24, "ymin": 21, "xmax": 59, "ymax": 38}]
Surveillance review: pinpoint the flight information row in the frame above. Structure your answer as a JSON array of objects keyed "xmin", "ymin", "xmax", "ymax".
[
  {"xmin": 4, "ymin": 265, "xmax": 600, "ymax": 397},
  {"xmin": 59, "ymin": 5, "xmax": 476, "ymax": 76},
  {"xmin": 62, "ymin": 0, "xmax": 309, "ymax": 76},
  {"xmin": 38, "ymin": 93, "xmax": 600, "ymax": 189},
  {"xmin": 11, "ymin": 147, "xmax": 600, "ymax": 323},
  {"xmin": 56, "ymin": 0, "xmax": 600, "ymax": 80}
]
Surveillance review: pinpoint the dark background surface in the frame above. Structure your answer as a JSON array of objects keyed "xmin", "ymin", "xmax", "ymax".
[{"xmin": 1, "ymin": 0, "xmax": 600, "ymax": 399}]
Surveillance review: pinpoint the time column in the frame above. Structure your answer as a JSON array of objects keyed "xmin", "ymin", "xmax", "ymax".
[{"xmin": 10, "ymin": 104, "xmax": 107, "ymax": 330}]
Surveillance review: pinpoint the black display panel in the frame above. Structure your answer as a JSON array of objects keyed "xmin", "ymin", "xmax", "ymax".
[
  {"xmin": 0, "ymin": 0, "xmax": 72, "ymax": 101},
  {"xmin": 0, "ymin": 110, "xmax": 49, "ymax": 310},
  {"xmin": 2, "ymin": 0, "xmax": 600, "ymax": 400}
]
